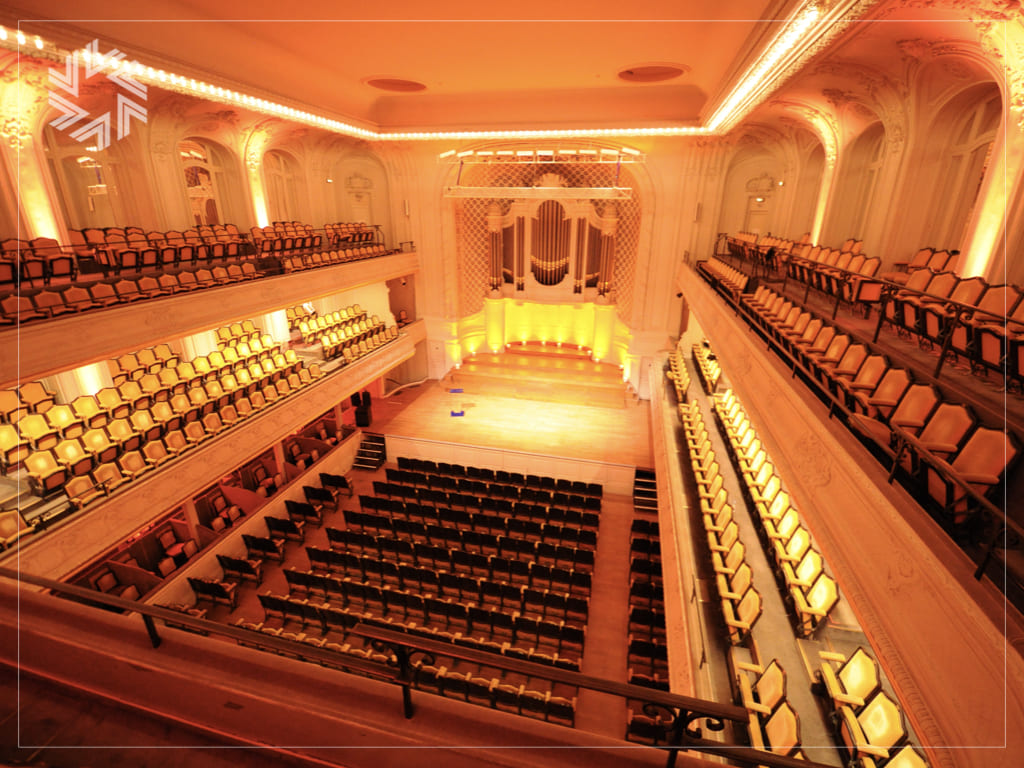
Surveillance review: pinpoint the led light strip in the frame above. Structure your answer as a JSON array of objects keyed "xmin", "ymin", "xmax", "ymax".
[{"xmin": 0, "ymin": 3, "xmax": 833, "ymax": 142}]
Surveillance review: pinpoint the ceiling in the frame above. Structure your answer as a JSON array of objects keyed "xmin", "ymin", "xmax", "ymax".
[{"xmin": 2, "ymin": 0, "xmax": 801, "ymax": 132}]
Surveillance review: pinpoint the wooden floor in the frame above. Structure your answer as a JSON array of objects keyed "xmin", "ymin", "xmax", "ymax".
[
  {"xmin": 449, "ymin": 344, "xmax": 632, "ymax": 409},
  {"xmin": 372, "ymin": 379, "xmax": 653, "ymax": 469}
]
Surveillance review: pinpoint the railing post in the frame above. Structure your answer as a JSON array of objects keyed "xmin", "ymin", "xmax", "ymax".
[
  {"xmin": 873, "ymin": 292, "xmax": 890, "ymax": 343},
  {"xmin": 142, "ymin": 614, "xmax": 162, "ymax": 648},
  {"xmin": 393, "ymin": 644, "xmax": 414, "ymax": 719},
  {"xmin": 932, "ymin": 307, "xmax": 967, "ymax": 381}
]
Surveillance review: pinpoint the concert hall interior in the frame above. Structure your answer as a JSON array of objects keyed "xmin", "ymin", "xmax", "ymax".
[{"xmin": 1, "ymin": 2, "xmax": 1023, "ymax": 767}]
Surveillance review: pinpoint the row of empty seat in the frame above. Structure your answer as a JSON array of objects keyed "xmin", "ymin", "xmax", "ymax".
[
  {"xmin": 5, "ymin": 331, "xmax": 324, "ymax": 504},
  {"xmin": 395, "ymin": 456, "xmax": 604, "ymax": 499},
  {"xmin": 711, "ymin": 391, "xmax": 840, "ymax": 636},
  {"xmin": 665, "ymin": 339, "xmax": 692, "ymax": 404},
  {"xmin": 381, "ymin": 466, "xmax": 602, "ymax": 514},
  {"xmin": 698, "ymin": 256, "xmax": 750, "ymax": 295},
  {"xmin": 741, "ymin": 284, "xmax": 1019, "ymax": 529},
  {"xmin": 814, "ymin": 646, "xmax": 929, "ymax": 767},
  {"xmin": 1, "ymin": 264, "xmax": 262, "ymax": 325},
  {"xmin": 280, "ymin": 244, "xmax": 391, "ymax": 274},
  {"xmin": 692, "ymin": 342, "xmax": 721, "ymax": 394},
  {"xmin": 346, "ymin": 503, "xmax": 597, "ymax": 575},
  {"xmin": 321, "ymin": 527, "xmax": 592, "ymax": 597},
  {"xmin": 678, "ymin": 396, "xmax": 763, "ymax": 646}
]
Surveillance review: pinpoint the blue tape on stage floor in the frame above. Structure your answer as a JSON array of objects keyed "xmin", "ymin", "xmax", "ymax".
[
  {"xmin": 450, "ymin": 410, "xmax": 464, "ymax": 417},
  {"xmin": 449, "ymin": 388, "xmax": 464, "ymax": 393}
]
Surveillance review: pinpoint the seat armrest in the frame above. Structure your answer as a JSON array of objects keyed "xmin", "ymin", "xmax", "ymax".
[{"xmin": 959, "ymin": 473, "xmax": 1000, "ymax": 485}]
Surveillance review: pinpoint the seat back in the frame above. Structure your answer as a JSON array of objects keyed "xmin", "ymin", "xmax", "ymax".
[
  {"xmin": 833, "ymin": 344, "xmax": 868, "ymax": 376},
  {"xmin": 921, "ymin": 271, "xmax": 958, "ymax": 301},
  {"xmin": 914, "ymin": 403, "xmax": 975, "ymax": 459},
  {"xmin": 807, "ymin": 573, "xmax": 839, "ymax": 615},
  {"xmin": 839, "ymin": 647, "xmax": 881, "ymax": 703},
  {"xmin": 890, "ymin": 384, "xmax": 940, "ymax": 431},
  {"xmin": 764, "ymin": 701, "xmax": 800, "ymax": 756},
  {"xmin": 857, "ymin": 691, "xmax": 906, "ymax": 751},
  {"xmin": 755, "ymin": 660, "xmax": 787, "ymax": 714},
  {"xmin": 951, "ymin": 427, "xmax": 1018, "ymax": 484}
]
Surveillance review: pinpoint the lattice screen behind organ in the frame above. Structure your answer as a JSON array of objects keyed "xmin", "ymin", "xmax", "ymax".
[{"xmin": 452, "ymin": 162, "xmax": 640, "ymax": 324}]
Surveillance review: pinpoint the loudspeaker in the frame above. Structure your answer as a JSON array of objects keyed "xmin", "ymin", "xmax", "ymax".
[
  {"xmin": 351, "ymin": 392, "xmax": 362, "ymax": 408},
  {"xmin": 361, "ymin": 390, "xmax": 371, "ymax": 407},
  {"xmin": 355, "ymin": 405, "xmax": 371, "ymax": 427}
]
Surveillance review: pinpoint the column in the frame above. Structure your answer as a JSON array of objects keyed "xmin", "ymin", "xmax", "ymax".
[
  {"xmin": 483, "ymin": 295, "xmax": 505, "ymax": 353},
  {"xmin": 0, "ymin": 56, "xmax": 64, "ymax": 240},
  {"xmin": 486, "ymin": 202, "xmax": 503, "ymax": 290},
  {"xmin": 597, "ymin": 202, "xmax": 619, "ymax": 296}
]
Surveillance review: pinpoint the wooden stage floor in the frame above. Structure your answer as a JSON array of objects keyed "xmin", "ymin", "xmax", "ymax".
[{"xmin": 370, "ymin": 379, "xmax": 654, "ymax": 469}]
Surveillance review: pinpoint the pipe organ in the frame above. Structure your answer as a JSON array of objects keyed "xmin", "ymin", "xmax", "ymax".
[{"xmin": 484, "ymin": 182, "xmax": 621, "ymax": 299}]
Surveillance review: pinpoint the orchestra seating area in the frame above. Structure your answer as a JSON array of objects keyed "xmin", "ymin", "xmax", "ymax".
[{"xmin": 170, "ymin": 455, "xmax": 601, "ymax": 728}]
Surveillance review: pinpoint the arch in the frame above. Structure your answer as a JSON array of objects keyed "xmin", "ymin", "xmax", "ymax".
[
  {"xmin": 43, "ymin": 126, "xmax": 135, "ymax": 229},
  {"xmin": 919, "ymin": 82, "xmax": 1001, "ymax": 254},
  {"xmin": 325, "ymin": 151, "xmax": 392, "ymax": 236},
  {"xmin": 789, "ymin": 142, "xmax": 826, "ymax": 238},
  {"xmin": 262, "ymin": 149, "xmax": 302, "ymax": 223},
  {"xmin": 718, "ymin": 142, "xmax": 785, "ymax": 236},
  {"xmin": 177, "ymin": 137, "xmax": 246, "ymax": 228},
  {"xmin": 831, "ymin": 122, "xmax": 887, "ymax": 241}
]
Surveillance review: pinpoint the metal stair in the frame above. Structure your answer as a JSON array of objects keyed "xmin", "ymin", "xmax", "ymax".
[
  {"xmin": 632, "ymin": 467, "xmax": 658, "ymax": 515},
  {"xmin": 352, "ymin": 432, "xmax": 386, "ymax": 471}
]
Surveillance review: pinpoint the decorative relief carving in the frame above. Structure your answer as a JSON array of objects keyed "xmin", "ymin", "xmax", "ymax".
[
  {"xmin": 886, "ymin": 0, "xmax": 1018, "ymax": 20},
  {"xmin": 790, "ymin": 432, "xmax": 832, "ymax": 488},
  {"xmin": 941, "ymin": 58, "xmax": 972, "ymax": 79},
  {"xmin": 897, "ymin": 38, "xmax": 934, "ymax": 62},
  {"xmin": 823, "ymin": 87, "xmax": 855, "ymax": 108},
  {"xmin": 0, "ymin": 116, "xmax": 31, "ymax": 149}
]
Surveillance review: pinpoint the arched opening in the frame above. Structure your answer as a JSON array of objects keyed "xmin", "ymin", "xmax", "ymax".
[
  {"xmin": 44, "ymin": 128, "xmax": 131, "ymax": 229},
  {"xmin": 718, "ymin": 145, "xmax": 783, "ymax": 236},
  {"xmin": 833, "ymin": 122, "xmax": 886, "ymax": 240},
  {"xmin": 177, "ymin": 138, "xmax": 245, "ymax": 228},
  {"xmin": 789, "ymin": 142, "xmax": 825, "ymax": 238},
  {"xmin": 262, "ymin": 149, "xmax": 301, "ymax": 223},
  {"xmin": 923, "ymin": 83, "xmax": 1001, "ymax": 251}
]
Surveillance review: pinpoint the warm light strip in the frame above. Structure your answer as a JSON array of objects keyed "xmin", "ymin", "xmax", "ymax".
[
  {"xmin": 706, "ymin": 2, "xmax": 823, "ymax": 132},
  {"xmin": 1, "ymin": 7, "xmax": 837, "ymax": 142}
]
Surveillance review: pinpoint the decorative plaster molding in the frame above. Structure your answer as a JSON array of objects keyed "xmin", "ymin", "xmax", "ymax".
[
  {"xmin": 884, "ymin": 0, "xmax": 1020, "ymax": 20},
  {"xmin": 0, "ymin": 116, "xmax": 29, "ymax": 149}
]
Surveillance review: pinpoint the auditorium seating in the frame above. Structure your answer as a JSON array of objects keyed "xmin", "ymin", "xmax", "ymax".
[
  {"xmin": 692, "ymin": 343, "xmax": 721, "ymax": 394},
  {"xmin": 2, "ymin": 318, "xmax": 330, "ymax": 511},
  {"xmin": 836, "ymin": 690, "xmax": 909, "ymax": 766},
  {"xmin": 712, "ymin": 389, "xmax": 841, "ymax": 636}
]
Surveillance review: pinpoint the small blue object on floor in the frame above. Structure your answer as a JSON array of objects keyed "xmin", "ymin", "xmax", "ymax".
[
  {"xmin": 450, "ymin": 410, "xmax": 464, "ymax": 417},
  {"xmin": 449, "ymin": 388, "xmax": 464, "ymax": 393}
]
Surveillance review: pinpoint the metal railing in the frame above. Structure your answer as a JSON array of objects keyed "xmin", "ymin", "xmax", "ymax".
[{"xmin": 0, "ymin": 566, "xmax": 834, "ymax": 768}]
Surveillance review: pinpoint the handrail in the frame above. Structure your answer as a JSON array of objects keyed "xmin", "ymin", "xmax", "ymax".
[
  {"xmin": 0, "ymin": 565, "xmax": 834, "ymax": 768},
  {"xmin": 889, "ymin": 425, "xmax": 1024, "ymax": 579}
]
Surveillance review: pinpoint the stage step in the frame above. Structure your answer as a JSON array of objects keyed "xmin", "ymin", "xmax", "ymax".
[
  {"xmin": 352, "ymin": 432, "xmax": 387, "ymax": 471},
  {"xmin": 633, "ymin": 468, "xmax": 658, "ymax": 513}
]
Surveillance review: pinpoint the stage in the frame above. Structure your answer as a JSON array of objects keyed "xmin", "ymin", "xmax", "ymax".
[
  {"xmin": 446, "ymin": 343, "xmax": 634, "ymax": 409},
  {"xmin": 370, "ymin": 375, "xmax": 653, "ymax": 493}
]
